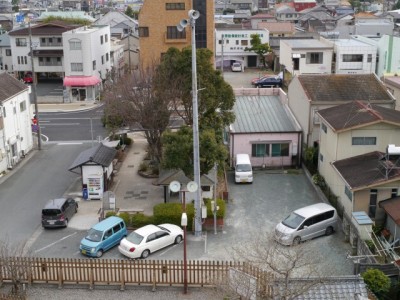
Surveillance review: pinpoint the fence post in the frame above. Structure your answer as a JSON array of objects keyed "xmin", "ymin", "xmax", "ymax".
[
  {"xmin": 0, "ymin": 258, "xmax": 3, "ymax": 287},
  {"xmin": 152, "ymin": 260, "xmax": 156, "ymax": 292},
  {"xmin": 89, "ymin": 260, "xmax": 94, "ymax": 290},
  {"xmin": 120, "ymin": 260, "xmax": 125, "ymax": 291},
  {"xmin": 58, "ymin": 262, "xmax": 63, "ymax": 289}
]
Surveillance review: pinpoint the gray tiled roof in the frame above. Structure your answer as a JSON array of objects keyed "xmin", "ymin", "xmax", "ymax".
[
  {"xmin": 231, "ymin": 95, "xmax": 300, "ymax": 133},
  {"xmin": 332, "ymin": 151, "xmax": 400, "ymax": 190},
  {"xmin": 272, "ymin": 275, "xmax": 368, "ymax": 299},
  {"xmin": 318, "ymin": 101, "xmax": 400, "ymax": 131},
  {"xmin": 8, "ymin": 22, "xmax": 78, "ymax": 36},
  {"xmin": 297, "ymin": 74, "xmax": 393, "ymax": 103},
  {"xmin": 68, "ymin": 144, "xmax": 117, "ymax": 171},
  {"xmin": 0, "ymin": 73, "xmax": 28, "ymax": 103}
]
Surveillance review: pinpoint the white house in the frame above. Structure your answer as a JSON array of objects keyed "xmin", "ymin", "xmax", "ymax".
[
  {"xmin": 0, "ymin": 33, "xmax": 12, "ymax": 74},
  {"xmin": 215, "ymin": 28, "xmax": 269, "ymax": 68},
  {"xmin": 63, "ymin": 25, "xmax": 111, "ymax": 102},
  {"xmin": 0, "ymin": 73, "xmax": 34, "ymax": 173},
  {"xmin": 280, "ymin": 38, "xmax": 333, "ymax": 75}
]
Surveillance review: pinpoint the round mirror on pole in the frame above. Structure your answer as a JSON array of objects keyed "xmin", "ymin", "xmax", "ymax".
[
  {"xmin": 169, "ymin": 181, "xmax": 181, "ymax": 193},
  {"xmin": 187, "ymin": 181, "xmax": 198, "ymax": 193}
]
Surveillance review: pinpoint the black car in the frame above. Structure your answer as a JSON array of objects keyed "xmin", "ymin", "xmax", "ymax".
[
  {"xmin": 254, "ymin": 76, "xmax": 283, "ymax": 88},
  {"xmin": 42, "ymin": 198, "xmax": 78, "ymax": 228}
]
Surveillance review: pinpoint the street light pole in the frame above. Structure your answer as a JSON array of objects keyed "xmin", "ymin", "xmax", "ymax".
[
  {"xmin": 181, "ymin": 190, "xmax": 188, "ymax": 294},
  {"xmin": 28, "ymin": 22, "xmax": 42, "ymax": 150}
]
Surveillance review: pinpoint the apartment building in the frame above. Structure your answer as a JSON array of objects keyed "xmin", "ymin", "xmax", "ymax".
[{"xmin": 138, "ymin": 0, "xmax": 214, "ymax": 68}]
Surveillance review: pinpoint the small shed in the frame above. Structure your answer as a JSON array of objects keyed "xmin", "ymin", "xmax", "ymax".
[
  {"xmin": 157, "ymin": 169, "xmax": 217, "ymax": 203},
  {"xmin": 68, "ymin": 144, "xmax": 117, "ymax": 200}
]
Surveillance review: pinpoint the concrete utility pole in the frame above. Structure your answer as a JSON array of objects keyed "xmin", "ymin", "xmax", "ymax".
[{"xmin": 28, "ymin": 22, "xmax": 42, "ymax": 150}]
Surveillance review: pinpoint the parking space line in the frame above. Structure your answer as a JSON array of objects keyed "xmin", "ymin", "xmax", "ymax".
[{"xmin": 34, "ymin": 232, "xmax": 78, "ymax": 253}]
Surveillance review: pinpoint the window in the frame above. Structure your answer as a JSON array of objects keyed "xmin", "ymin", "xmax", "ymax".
[
  {"xmin": 392, "ymin": 189, "xmax": 398, "ymax": 198},
  {"xmin": 345, "ymin": 185, "xmax": 352, "ymax": 201},
  {"xmin": 93, "ymin": 60, "xmax": 96, "ymax": 70},
  {"xmin": 367, "ymin": 54, "xmax": 372, "ymax": 62},
  {"xmin": 139, "ymin": 27, "xmax": 149, "ymax": 37},
  {"xmin": 271, "ymin": 143, "xmax": 289, "ymax": 157},
  {"xmin": 100, "ymin": 35, "xmax": 104, "ymax": 44},
  {"xmin": 320, "ymin": 153, "xmax": 323, "ymax": 162},
  {"xmin": 16, "ymin": 38, "xmax": 27, "ymax": 47},
  {"xmin": 167, "ymin": 26, "xmax": 186, "ymax": 39},
  {"xmin": 113, "ymin": 224, "xmax": 121, "ymax": 233},
  {"xmin": 352, "ymin": 137, "xmax": 376, "ymax": 145},
  {"xmin": 101, "ymin": 55, "xmax": 104, "ymax": 64},
  {"xmin": 342, "ymin": 54, "xmax": 363, "ymax": 62},
  {"xmin": 106, "ymin": 53, "xmax": 109, "ymax": 61},
  {"xmin": 20, "ymin": 100, "xmax": 26, "ymax": 112},
  {"xmin": 306, "ymin": 52, "xmax": 323, "ymax": 64},
  {"xmin": 252, "ymin": 143, "xmax": 269, "ymax": 157},
  {"xmin": 166, "ymin": 3, "xmax": 185, "ymax": 9},
  {"xmin": 24, "ymin": 56, "xmax": 27, "ymax": 64},
  {"xmin": 321, "ymin": 123, "xmax": 327, "ymax": 133},
  {"xmin": 105, "ymin": 34, "xmax": 108, "ymax": 43},
  {"xmin": 71, "ymin": 63, "xmax": 83, "ymax": 71},
  {"xmin": 6, "ymin": 49, "xmax": 11, "ymax": 56},
  {"xmin": 236, "ymin": 40, "xmax": 239, "ymax": 45},
  {"xmin": 241, "ymin": 40, "xmax": 248, "ymax": 46},
  {"xmin": 69, "ymin": 40, "xmax": 81, "ymax": 50},
  {"xmin": 2, "ymin": 107, "xmax": 6, "ymax": 118},
  {"xmin": 369, "ymin": 189, "xmax": 377, "ymax": 218}
]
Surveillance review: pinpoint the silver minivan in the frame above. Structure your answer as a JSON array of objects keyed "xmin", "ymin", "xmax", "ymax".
[{"xmin": 275, "ymin": 203, "xmax": 337, "ymax": 245}]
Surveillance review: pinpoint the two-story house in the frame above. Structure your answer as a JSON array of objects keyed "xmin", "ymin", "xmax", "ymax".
[
  {"xmin": 0, "ymin": 73, "xmax": 34, "ymax": 173},
  {"xmin": 215, "ymin": 28, "xmax": 269, "ymax": 68},
  {"xmin": 63, "ymin": 25, "xmax": 111, "ymax": 102},
  {"xmin": 317, "ymin": 101, "xmax": 400, "ymax": 226},
  {"xmin": 287, "ymin": 74, "xmax": 395, "ymax": 149},
  {"xmin": 0, "ymin": 33, "xmax": 12, "ymax": 74}
]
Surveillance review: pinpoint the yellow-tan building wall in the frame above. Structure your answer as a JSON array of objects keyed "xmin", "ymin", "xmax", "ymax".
[{"xmin": 138, "ymin": 0, "xmax": 215, "ymax": 68}]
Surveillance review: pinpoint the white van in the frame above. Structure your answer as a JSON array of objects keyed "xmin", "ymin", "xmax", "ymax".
[
  {"xmin": 231, "ymin": 62, "xmax": 242, "ymax": 72},
  {"xmin": 275, "ymin": 203, "xmax": 337, "ymax": 245},
  {"xmin": 235, "ymin": 154, "xmax": 253, "ymax": 183}
]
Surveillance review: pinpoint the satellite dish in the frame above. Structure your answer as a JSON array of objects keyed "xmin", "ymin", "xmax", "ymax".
[
  {"xmin": 187, "ymin": 181, "xmax": 198, "ymax": 193},
  {"xmin": 169, "ymin": 181, "xmax": 181, "ymax": 192}
]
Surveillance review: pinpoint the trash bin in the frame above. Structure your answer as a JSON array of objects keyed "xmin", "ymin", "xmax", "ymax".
[{"xmin": 82, "ymin": 188, "xmax": 88, "ymax": 200}]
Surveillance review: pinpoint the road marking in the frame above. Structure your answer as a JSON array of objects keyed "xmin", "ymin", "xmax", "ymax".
[
  {"xmin": 43, "ymin": 123, "xmax": 81, "ymax": 126},
  {"xmin": 34, "ymin": 232, "xmax": 78, "ymax": 253},
  {"xmin": 40, "ymin": 120, "xmax": 50, "ymax": 123},
  {"xmin": 57, "ymin": 142, "xmax": 83, "ymax": 145},
  {"xmin": 22, "ymin": 226, "xmax": 43, "ymax": 256},
  {"xmin": 158, "ymin": 244, "xmax": 178, "ymax": 256}
]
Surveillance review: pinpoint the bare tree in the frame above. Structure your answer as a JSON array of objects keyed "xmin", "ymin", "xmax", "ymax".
[
  {"xmin": 103, "ymin": 65, "xmax": 173, "ymax": 163},
  {"xmin": 0, "ymin": 238, "xmax": 32, "ymax": 297}
]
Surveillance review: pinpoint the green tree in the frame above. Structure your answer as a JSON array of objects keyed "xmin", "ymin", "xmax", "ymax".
[
  {"xmin": 156, "ymin": 47, "xmax": 235, "ymax": 137},
  {"xmin": 125, "ymin": 6, "xmax": 138, "ymax": 19},
  {"xmin": 244, "ymin": 34, "xmax": 271, "ymax": 69},
  {"xmin": 362, "ymin": 268, "xmax": 390, "ymax": 297},
  {"xmin": 162, "ymin": 126, "xmax": 228, "ymax": 177},
  {"xmin": 393, "ymin": 0, "xmax": 400, "ymax": 9},
  {"xmin": 12, "ymin": 0, "xmax": 19, "ymax": 12}
]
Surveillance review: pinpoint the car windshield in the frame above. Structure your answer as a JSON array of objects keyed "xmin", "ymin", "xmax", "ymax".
[
  {"xmin": 236, "ymin": 164, "xmax": 251, "ymax": 172},
  {"xmin": 126, "ymin": 231, "xmax": 144, "ymax": 245},
  {"xmin": 42, "ymin": 209, "xmax": 61, "ymax": 216},
  {"xmin": 282, "ymin": 212, "xmax": 305, "ymax": 229},
  {"xmin": 85, "ymin": 229, "xmax": 103, "ymax": 242}
]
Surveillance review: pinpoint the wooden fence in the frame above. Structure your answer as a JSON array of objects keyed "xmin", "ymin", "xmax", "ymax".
[{"xmin": 0, "ymin": 257, "xmax": 273, "ymax": 295}]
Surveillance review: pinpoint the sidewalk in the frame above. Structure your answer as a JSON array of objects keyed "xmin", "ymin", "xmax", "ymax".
[{"xmin": 38, "ymin": 101, "xmax": 100, "ymax": 113}]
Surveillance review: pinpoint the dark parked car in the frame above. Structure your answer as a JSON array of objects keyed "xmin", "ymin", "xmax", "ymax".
[
  {"xmin": 254, "ymin": 76, "xmax": 282, "ymax": 88},
  {"xmin": 42, "ymin": 198, "xmax": 78, "ymax": 228}
]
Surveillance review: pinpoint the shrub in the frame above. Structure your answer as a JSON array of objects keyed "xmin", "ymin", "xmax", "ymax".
[
  {"xmin": 312, "ymin": 173, "xmax": 326, "ymax": 187},
  {"xmin": 105, "ymin": 211, "xmax": 117, "ymax": 218},
  {"xmin": 365, "ymin": 240, "xmax": 375, "ymax": 253},
  {"xmin": 118, "ymin": 212, "xmax": 131, "ymax": 227},
  {"xmin": 131, "ymin": 213, "xmax": 154, "ymax": 229},
  {"xmin": 153, "ymin": 203, "xmax": 183, "ymax": 227},
  {"xmin": 204, "ymin": 198, "xmax": 226, "ymax": 218},
  {"xmin": 139, "ymin": 162, "xmax": 148, "ymax": 172},
  {"xmin": 362, "ymin": 268, "xmax": 390, "ymax": 295}
]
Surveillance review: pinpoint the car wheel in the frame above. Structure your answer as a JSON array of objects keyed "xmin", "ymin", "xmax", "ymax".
[
  {"xmin": 141, "ymin": 249, "xmax": 150, "ymax": 259},
  {"xmin": 64, "ymin": 219, "xmax": 68, "ymax": 227},
  {"xmin": 175, "ymin": 235, "xmax": 183, "ymax": 244},
  {"xmin": 293, "ymin": 236, "xmax": 301, "ymax": 245},
  {"xmin": 325, "ymin": 226, "xmax": 334, "ymax": 236},
  {"xmin": 96, "ymin": 249, "xmax": 103, "ymax": 258}
]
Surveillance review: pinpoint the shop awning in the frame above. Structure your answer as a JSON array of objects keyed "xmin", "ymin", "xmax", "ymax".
[{"xmin": 63, "ymin": 76, "xmax": 101, "ymax": 87}]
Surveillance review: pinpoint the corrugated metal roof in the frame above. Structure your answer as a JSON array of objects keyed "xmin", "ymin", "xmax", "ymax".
[{"xmin": 231, "ymin": 95, "xmax": 298, "ymax": 133}]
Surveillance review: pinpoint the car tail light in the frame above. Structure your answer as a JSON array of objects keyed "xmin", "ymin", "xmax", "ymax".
[
  {"xmin": 60, "ymin": 214, "xmax": 65, "ymax": 221},
  {"xmin": 129, "ymin": 247, "xmax": 136, "ymax": 252}
]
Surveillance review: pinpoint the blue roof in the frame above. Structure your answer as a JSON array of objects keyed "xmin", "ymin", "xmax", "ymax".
[{"xmin": 231, "ymin": 95, "xmax": 300, "ymax": 133}]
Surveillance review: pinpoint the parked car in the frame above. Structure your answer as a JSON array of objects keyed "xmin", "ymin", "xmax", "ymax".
[
  {"xmin": 118, "ymin": 224, "xmax": 183, "ymax": 259},
  {"xmin": 42, "ymin": 198, "xmax": 78, "ymax": 228},
  {"xmin": 80, "ymin": 216, "xmax": 127, "ymax": 258},
  {"xmin": 23, "ymin": 75, "xmax": 33, "ymax": 84},
  {"xmin": 231, "ymin": 62, "xmax": 242, "ymax": 72},
  {"xmin": 254, "ymin": 76, "xmax": 282, "ymax": 88},
  {"xmin": 275, "ymin": 203, "xmax": 337, "ymax": 245},
  {"xmin": 252, "ymin": 71, "xmax": 283, "ymax": 86}
]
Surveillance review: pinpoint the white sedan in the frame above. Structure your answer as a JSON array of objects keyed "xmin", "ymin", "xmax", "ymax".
[{"xmin": 118, "ymin": 224, "xmax": 183, "ymax": 259}]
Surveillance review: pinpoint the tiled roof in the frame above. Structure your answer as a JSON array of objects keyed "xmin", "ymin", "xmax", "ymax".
[
  {"xmin": 231, "ymin": 95, "xmax": 300, "ymax": 133},
  {"xmin": 157, "ymin": 169, "xmax": 216, "ymax": 186},
  {"xmin": 250, "ymin": 13, "xmax": 275, "ymax": 19},
  {"xmin": 380, "ymin": 197, "xmax": 400, "ymax": 225},
  {"xmin": 332, "ymin": 151, "xmax": 400, "ymax": 190},
  {"xmin": 272, "ymin": 275, "xmax": 368, "ymax": 299},
  {"xmin": 8, "ymin": 22, "xmax": 78, "ymax": 36},
  {"xmin": 297, "ymin": 74, "xmax": 393, "ymax": 103},
  {"xmin": 384, "ymin": 76, "xmax": 400, "ymax": 89},
  {"xmin": 257, "ymin": 22, "xmax": 295, "ymax": 33},
  {"xmin": 317, "ymin": 101, "xmax": 400, "ymax": 131},
  {"xmin": 68, "ymin": 144, "xmax": 117, "ymax": 171},
  {"xmin": 0, "ymin": 73, "xmax": 28, "ymax": 103}
]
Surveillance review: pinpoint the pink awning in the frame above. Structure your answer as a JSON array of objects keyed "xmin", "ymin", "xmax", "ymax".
[{"xmin": 63, "ymin": 76, "xmax": 101, "ymax": 87}]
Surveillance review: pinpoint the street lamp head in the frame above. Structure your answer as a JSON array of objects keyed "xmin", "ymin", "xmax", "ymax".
[{"xmin": 188, "ymin": 9, "xmax": 200, "ymax": 20}]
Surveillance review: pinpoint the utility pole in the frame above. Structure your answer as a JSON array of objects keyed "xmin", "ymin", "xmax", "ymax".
[
  {"xmin": 127, "ymin": 28, "xmax": 131, "ymax": 73},
  {"xmin": 28, "ymin": 22, "xmax": 42, "ymax": 150},
  {"xmin": 220, "ymin": 34, "xmax": 224, "ymax": 78}
]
